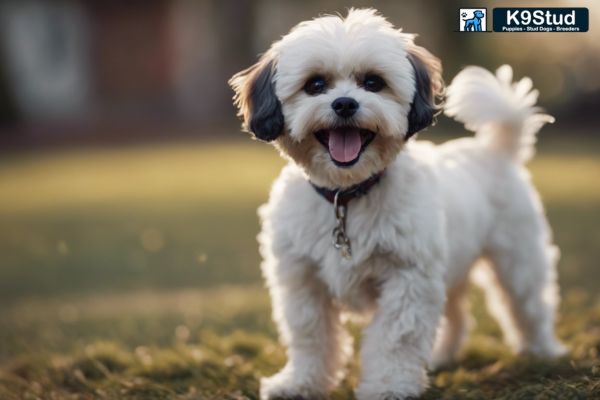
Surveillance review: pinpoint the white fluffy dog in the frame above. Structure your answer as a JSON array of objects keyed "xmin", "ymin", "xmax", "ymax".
[{"xmin": 230, "ymin": 9, "xmax": 565, "ymax": 400}]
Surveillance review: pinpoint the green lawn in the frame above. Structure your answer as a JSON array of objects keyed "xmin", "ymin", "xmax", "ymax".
[{"xmin": 0, "ymin": 136, "xmax": 599, "ymax": 399}]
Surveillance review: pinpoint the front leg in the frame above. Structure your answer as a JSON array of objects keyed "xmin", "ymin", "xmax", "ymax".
[
  {"xmin": 356, "ymin": 266, "xmax": 445, "ymax": 400},
  {"xmin": 260, "ymin": 255, "xmax": 352, "ymax": 400}
]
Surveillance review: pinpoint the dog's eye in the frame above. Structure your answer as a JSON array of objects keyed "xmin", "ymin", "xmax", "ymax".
[
  {"xmin": 363, "ymin": 75, "xmax": 386, "ymax": 92},
  {"xmin": 304, "ymin": 76, "xmax": 327, "ymax": 95}
]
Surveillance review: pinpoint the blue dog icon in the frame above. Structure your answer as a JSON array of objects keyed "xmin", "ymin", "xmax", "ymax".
[{"xmin": 463, "ymin": 10, "xmax": 485, "ymax": 31}]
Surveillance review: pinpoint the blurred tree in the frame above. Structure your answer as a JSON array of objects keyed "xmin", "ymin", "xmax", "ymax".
[
  {"xmin": 0, "ymin": 44, "xmax": 19, "ymax": 129},
  {"xmin": 213, "ymin": 0, "xmax": 257, "ymax": 122}
]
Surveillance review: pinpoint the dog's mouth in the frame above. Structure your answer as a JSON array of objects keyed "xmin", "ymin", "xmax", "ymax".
[{"xmin": 315, "ymin": 127, "xmax": 376, "ymax": 167}]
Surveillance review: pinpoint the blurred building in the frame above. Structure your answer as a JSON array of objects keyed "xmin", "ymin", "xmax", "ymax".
[
  {"xmin": 0, "ymin": 0, "xmax": 236, "ymax": 125},
  {"xmin": 0, "ymin": 0, "xmax": 598, "ymax": 143}
]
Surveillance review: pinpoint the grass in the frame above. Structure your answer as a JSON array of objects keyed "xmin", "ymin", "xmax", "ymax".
[{"xmin": 0, "ymin": 135, "xmax": 599, "ymax": 399}]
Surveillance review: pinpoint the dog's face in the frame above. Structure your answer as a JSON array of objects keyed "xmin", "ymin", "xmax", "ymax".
[
  {"xmin": 230, "ymin": 9, "xmax": 443, "ymax": 188},
  {"xmin": 473, "ymin": 10, "xmax": 485, "ymax": 18}
]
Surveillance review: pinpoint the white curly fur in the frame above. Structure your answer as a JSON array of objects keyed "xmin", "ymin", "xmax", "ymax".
[{"xmin": 231, "ymin": 9, "xmax": 565, "ymax": 400}]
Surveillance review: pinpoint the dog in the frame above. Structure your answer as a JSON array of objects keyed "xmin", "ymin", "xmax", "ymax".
[
  {"xmin": 463, "ymin": 10, "xmax": 485, "ymax": 31},
  {"xmin": 229, "ymin": 8, "xmax": 565, "ymax": 400}
]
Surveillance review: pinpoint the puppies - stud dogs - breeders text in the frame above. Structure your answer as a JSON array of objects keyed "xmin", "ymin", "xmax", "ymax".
[{"xmin": 230, "ymin": 8, "xmax": 566, "ymax": 400}]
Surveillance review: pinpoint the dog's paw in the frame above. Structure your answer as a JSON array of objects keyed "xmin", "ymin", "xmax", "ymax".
[
  {"xmin": 355, "ymin": 390, "xmax": 419, "ymax": 400},
  {"xmin": 260, "ymin": 373, "xmax": 327, "ymax": 400},
  {"xmin": 355, "ymin": 382, "xmax": 424, "ymax": 400},
  {"xmin": 428, "ymin": 349, "xmax": 458, "ymax": 371},
  {"xmin": 379, "ymin": 393, "xmax": 419, "ymax": 400},
  {"xmin": 525, "ymin": 339, "xmax": 568, "ymax": 359}
]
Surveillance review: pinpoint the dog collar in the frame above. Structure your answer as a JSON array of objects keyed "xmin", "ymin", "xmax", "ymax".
[
  {"xmin": 310, "ymin": 170, "xmax": 385, "ymax": 207},
  {"xmin": 310, "ymin": 171, "xmax": 385, "ymax": 260}
]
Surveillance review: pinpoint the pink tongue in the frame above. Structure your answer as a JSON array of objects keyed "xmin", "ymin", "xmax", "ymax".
[{"xmin": 328, "ymin": 129, "xmax": 362, "ymax": 163}]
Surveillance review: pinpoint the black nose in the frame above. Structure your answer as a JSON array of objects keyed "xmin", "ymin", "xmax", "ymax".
[{"xmin": 331, "ymin": 97, "xmax": 359, "ymax": 118}]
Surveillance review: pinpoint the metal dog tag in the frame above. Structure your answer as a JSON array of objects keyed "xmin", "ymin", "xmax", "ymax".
[{"xmin": 332, "ymin": 192, "xmax": 352, "ymax": 259}]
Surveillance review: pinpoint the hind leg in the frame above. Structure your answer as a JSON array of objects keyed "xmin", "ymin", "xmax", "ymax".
[
  {"xmin": 476, "ymin": 217, "xmax": 566, "ymax": 357},
  {"xmin": 430, "ymin": 281, "xmax": 470, "ymax": 369}
]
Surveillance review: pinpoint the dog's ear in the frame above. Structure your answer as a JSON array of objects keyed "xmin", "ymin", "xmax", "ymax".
[
  {"xmin": 229, "ymin": 53, "xmax": 284, "ymax": 142},
  {"xmin": 405, "ymin": 45, "xmax": 444, "ymax": 139}
]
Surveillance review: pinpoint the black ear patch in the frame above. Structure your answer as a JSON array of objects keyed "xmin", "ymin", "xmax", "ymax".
[
  {"xmin": 406, "ymin": 53, "xmax": 436, "ymax": 139},
  {"xmin": 248, "ymin": 61, "xmax": 284, "ymax": 142}
]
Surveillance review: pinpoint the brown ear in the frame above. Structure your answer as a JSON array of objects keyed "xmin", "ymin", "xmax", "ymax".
[
  {"xmin": 228, "ymin": 53, "xmax": 284, "ymax": 141},
  {"xmin": 405, "ymin": 45, "xmax": 445, "ymax": 138}
]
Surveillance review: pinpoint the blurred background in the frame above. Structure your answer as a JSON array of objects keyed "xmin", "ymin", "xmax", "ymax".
[
  {"xmin": 0, "ymin": 1, "xmax": 599, "ymax": 398},
  {"xmin": 1, "ymin": 0, "xmax": 599, "ymax": 141}
]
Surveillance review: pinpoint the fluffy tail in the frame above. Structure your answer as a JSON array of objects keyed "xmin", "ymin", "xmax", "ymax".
[{"xmin": 444, "ymin": 65, "xmax": 554, "ymax": 163}]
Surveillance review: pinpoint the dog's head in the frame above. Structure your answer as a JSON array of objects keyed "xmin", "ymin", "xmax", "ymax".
[
  {"xmin": 473, "ymin": 10, "xmax": 485, "ymax": 19},
  {"xmin": 229, "ymin": 8, "xmax": 444, "ymax": 188}
]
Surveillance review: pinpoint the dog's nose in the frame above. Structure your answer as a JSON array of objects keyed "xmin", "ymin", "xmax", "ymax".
[{"xmin": 331, "ymin": 97, "xmax": 359, "ymax": 118}]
